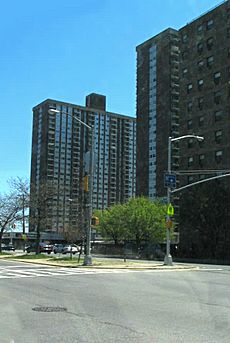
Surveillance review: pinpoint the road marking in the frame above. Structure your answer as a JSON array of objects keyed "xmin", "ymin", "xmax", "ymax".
[
  {"xmin": 0, "ymin": 265, "xmax": 199, "ymax": 280},
  {"xmin": 199, "ymin": 268, "xmax": 223, "ymax": 271}
]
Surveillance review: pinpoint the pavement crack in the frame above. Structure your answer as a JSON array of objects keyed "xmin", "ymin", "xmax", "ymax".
[
  {"xmin": 66, "ymin": 311, "xmax": 145, "ymax": 335},
  {"xmin": 202, "ymin": 302, "xmax": 230, "ymax": 309},
  {"xmin": 95, "ymin": 320, "xmax": 141, "ymax": 334}
]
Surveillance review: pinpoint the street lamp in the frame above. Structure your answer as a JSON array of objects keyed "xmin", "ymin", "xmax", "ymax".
[
  {"xmin": 164, "ymin": 134, "xmax": 204, "ymax": 266},
  {"xmin": 48, "ymin": 108, "xmax": 94, "ymax": 266}
]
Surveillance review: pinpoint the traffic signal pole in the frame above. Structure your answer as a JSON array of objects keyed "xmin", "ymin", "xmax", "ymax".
[
  {"xmin": 164, "ymin": 137, "xmax": 173, "ymax": 266},
  {"xmin": 163, "ymin": 134, "xmax": 204, "ymax": 266},
  {"xmin": 83, "ymin": 126, "xmax": 94, "ymax": 266}
]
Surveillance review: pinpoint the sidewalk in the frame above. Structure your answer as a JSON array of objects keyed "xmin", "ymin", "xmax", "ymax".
[{"xmin": 0, "ymin": 253, "xmax": 199, "ymax": 270}]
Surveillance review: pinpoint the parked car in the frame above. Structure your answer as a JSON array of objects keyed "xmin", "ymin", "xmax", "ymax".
[
  {"xmin": 62, "ymin": 244, "xmax": 80, "ymax": 255},
  {"xmin": 53, "ymin": 244, "xmax": 65, "ymax": 254},
  {"xmin": 1, "ymin": 243, "xmax": 15, "ymax": 251},
  {"xmin": 25, "ymin": 243, "xmax": 53, "ymax": 254}
]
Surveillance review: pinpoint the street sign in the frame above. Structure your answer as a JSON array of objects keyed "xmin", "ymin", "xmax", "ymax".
[
  {"xmin": 167, "ymin": 204, "xmax": 174, "ymax": 216},
  {"xmin": 164, "ymin": 173, "xmax": 176, "ymax": 188},
  {"xmin": 21, "ymin": 234, "xmax": 27, "ymax": 241},
  {"xmin": 166, "ymin": 219, "xmax": 173, "ymax": 229}
]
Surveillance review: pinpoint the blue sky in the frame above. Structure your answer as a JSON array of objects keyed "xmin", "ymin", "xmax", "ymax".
[{"xmin": 0, "ymin": 0, "xmax": 222, "ymax": 193}]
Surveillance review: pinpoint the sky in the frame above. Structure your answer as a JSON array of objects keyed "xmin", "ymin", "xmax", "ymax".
[{"xmin": 0, "ymin": 0, "xmax": 223, "ymax": 193}]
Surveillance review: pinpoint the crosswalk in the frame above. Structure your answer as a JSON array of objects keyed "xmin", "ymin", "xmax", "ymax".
[{"xmin": 0, "ymin": 265, "xmax": 149, "ymax": 280}]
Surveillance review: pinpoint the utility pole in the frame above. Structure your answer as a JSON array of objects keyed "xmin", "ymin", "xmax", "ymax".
[
  {"xmin": 83, "ymin": 126, "xmax": 94, "ymax": 266},
  {"xmin": 22, "ymin": 194, "xmax": 25, "ymax": 234},
  {"xmin": 164, "ymin": 137, "xmax": 173, "ymax": 266},
  {"xmin": 164, "ymin": 134, "xmax": 204, "ymax": 266}
]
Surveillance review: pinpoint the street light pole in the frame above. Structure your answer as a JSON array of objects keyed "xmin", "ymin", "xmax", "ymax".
[
  {"xmin": 164, "ymin": 137, "xmax": 173, "ymax": 266},
  {"xmin": 48, "ymin": 108, "xmax": 93, "ymax": 265},
  {"xmin": 164, "ymin": 134, "xmax": 204, "ymax": 266},
  {"xmin": 84, "ymin": 126, "xmax": 94, "ymax": 266}
]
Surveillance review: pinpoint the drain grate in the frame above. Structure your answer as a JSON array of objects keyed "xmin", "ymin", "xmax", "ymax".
[{"xmin": 32, "ymin": 306, "xmax": 67, "ymax": 313}]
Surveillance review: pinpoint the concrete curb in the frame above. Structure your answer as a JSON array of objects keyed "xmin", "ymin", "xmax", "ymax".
[{"xmin": 6, "ymin": 258, "xmax": 199, "ymax": 270}]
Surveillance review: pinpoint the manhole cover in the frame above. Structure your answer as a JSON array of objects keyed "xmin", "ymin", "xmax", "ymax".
[{"xmin": 32, "ymin": 306, "xmax": 67, "ymax": 313}]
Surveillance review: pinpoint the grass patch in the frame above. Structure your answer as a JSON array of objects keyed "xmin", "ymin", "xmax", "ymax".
[
  {"xmin": 0, "ymin": 252, "xmax": 11, "ymax": 256},
  {"xmin": 91, "ymin": 259, "xmax": 147, "ymax": 266},
  {"xmin": 12, "ymin": 254, "xmax": 52, "ymax": 260},
  {"xmin": 51, "ymin": 257, "xmax": 84, "ymax": 264}
]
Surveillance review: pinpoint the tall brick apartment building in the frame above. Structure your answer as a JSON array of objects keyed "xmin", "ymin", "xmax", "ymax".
[
  {"xmin": 30, "ymin": 94, "xmax": 136, "ymax": 234},
  {"xmin": 136, "ymin": 0, "xmax": 230, "ymax": 200}
]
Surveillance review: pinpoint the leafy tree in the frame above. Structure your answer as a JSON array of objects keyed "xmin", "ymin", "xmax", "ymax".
[
  {"xmin": 95, "ymin": 197, "xmax": 167, "ymax": 248},
  {"xmin": 123, "ymin": 197, "xmax": 167, "ymax": 248},
  {"xmin": 94, "ymin": 204, "xmax": 128, "ymax": 245}
]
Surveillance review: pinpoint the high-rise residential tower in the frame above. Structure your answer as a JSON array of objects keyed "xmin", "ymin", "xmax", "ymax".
[
  {"xmin": 136, "ymin": 0, "xmax": 230, "ymax": 199},
  {"xmin": 30, "ymin": 94, "xmax": 136, "ymax": 235},
  {"xmin": 136, "ymin": 29, "xmax": 180, "ymax": 199}
]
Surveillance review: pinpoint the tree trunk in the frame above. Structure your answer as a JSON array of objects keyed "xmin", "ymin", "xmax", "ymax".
[
  {"xmin": 36, "ymin": 209, "xmax": 41, "ymax": 255},
  {"xmin": 135, "ymin": 234, "xmax": 141, "ymax": 251},
  {"xmin": 0, "ymin": 228, "xmax": 5, "ymax": 253},
  {"xmin": 0, "ymin": 231, "xmax": 2, "ymax": 253}
]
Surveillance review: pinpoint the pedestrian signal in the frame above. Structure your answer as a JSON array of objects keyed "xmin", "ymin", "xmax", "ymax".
[
  {"xmin": 83, "ymin": 175, "xmax": 89, "ymax": 192},
  {"xmin": 91, "ymin": 216, "xmax": 99, "ymax": 226},
  {"xmin": 167, "ymin": 203, "xmax": 174, "ymax": 216}
]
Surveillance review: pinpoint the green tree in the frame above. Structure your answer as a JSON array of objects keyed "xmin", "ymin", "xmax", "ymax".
[
  {"xmin": 95, "ymin": 197, "xmax": 167, "ymax": 248},
  {"xmin": 94, "ymin": 204, "xmax": 128, "ymax": 245},
  {"xmin": 123, "ymin": 197, "xmax": 166, "ymax": 248}
]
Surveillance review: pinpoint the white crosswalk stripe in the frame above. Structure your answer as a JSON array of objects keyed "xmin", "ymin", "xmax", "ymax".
[
  {"xmin": 0, "ymin": 263, "xmax": 197, "ymax": 279},
  {"xmin": 0, "ymin": 266, "xmax": 140, "ymax": 279}
]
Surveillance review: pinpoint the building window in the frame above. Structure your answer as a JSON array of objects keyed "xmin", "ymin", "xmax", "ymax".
[
  {"xmin": 182, "ymin": 67, "xmax": 188, "ymax": 76},
  {"xmin": 187, "ymin": 83, "xmax": 193, "ymax": 93},
  {"xmin": 182, "ymin": 33, "xmax": 188, "ymax": 43},
  {"xmin": 214, "ymin": 90, "xmax": 221, "ymax": 104},
  {"xmin": 227, "ymin": 27, "xmax": 230, "ymax": 37},
  {"xmin": 215, "ymin": 130, "xmax": 222, "ymax": 143},
  {"xmin": 198, "ymin": 97, "xmax": 204, "ymax": 110},
  {"xmin": 188, "ymin": 176, "xmax": 194, "ymax": 184},
  {"xmin": 207, "ymin": 55, "xmax": 214, "ymax": 68},
  {"xmin": 199, "ymin": 116, "xmax": 204, "ymax": 127},
  {"xmin": 215, "ymin": 150, "xmax": 223, "ymax": 163},
  {"xmin": 206, "ymin": 37, "xmax": 214, "ymax": 50},
  {"xmin": 187, "ymin": 101, "xmax": 193, "ymax": 112},
  {"xmin": 187, "ymin": 119, "xmax": 193, "ymax": 129},
  {"xmin": 213, "ymin": 72, "xmax": 221, "ymax": 85},
  {"xmin": 215, "ymin": 110, "xmax": 223, "ymax": 121},
  {"xmin": 197, "ymin": 79, "xmax": 204, "ymax": 90},
  {"xmin": 227, "ymin": 8, "xmax": 230, "ymax": 17},
  {"xmin": 188, "ymin": 156, "xmax": 194, "ymax": 167},
  {"xmin": 182, "ymin": 51, "xmax": 188, "ymax": 60},
  {"xmin": 197, "ymin": 60, "xmax": 204, "ymax": 70},
  {"xmin": 199, "ymin": 154, "xmax": 205, "ymax": 167},
  {"xmin": 228, "ymin": 47, "xmax": 230, "ymax": 57},
  {"xmin": 199, "ymin": 139, "xmax": 204, "ymax": 148},
  {"xmin": 197, "ymin": 24, "xmax": 203, "ymax": 33},
  {"xmin": 206, "ymin": 19, "xmax": 214, "ymax": 30},
  {"xmin": 188, "ymin": 138, "xmax": 193, "ymax": 148},
  {"xmin": 197, "ymin": 42, "xmax": 203, "ymax": 53}
]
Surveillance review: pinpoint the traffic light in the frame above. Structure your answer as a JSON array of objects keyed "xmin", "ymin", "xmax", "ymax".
[
  {"xmin": 83, "ymin": 175, "xmax": 89, "ymax": 192},
  {"xmin": 91, "ymin": 216, "xmax": 99, "ymax": 226}
]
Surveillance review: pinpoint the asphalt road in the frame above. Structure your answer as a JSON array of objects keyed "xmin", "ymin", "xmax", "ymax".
[{"xmin": 0, "ymin": 259, "xmax": 230, "ymax": 343}]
